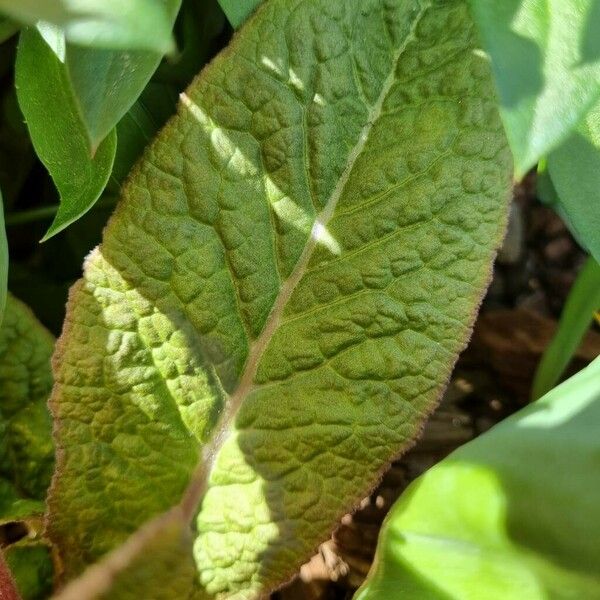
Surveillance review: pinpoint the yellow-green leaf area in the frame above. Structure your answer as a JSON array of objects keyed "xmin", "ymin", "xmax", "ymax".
[
  {"xmin": 48, "ymin": 0, "xmax": 512, "ymax": 598},
  {"xmin": 0, "ymin": 294, "xmax": 54, "ymax": 523}
]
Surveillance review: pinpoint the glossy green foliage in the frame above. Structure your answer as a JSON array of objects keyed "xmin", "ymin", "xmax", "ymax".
[
  {"xmin": 16, "ymin": 27, "xmax": 117, "ymax": 240},
  {"xmin": 48, "ymin": 0, "xmax": 512, "ymax": 598},
  {"xmin": 217, "ymin": 0, "xmax": 263, "ymax": 28},
  {"xmin": 532, "ymin": 257, "xmax": 600, "ymax": 399},
  {"xmin": 547, "ymin": 101, "xmax": 600, "ymax": 263},
  {"xmin": 58, "ymin": 0, "xmax": 181, "ymax": 151},
  {"xmin": 356, "ymin": 357, "xmax": 600, "ymax": 600},
  {"xmin": 108, "ymin": 0, "xmax": 226, "ymax": 186},
  {"xmin": 469, "ymin": 0, "xmax": 600, "ymax": 177},
  {"xmin": 13, "ymin": 1, "xmax": 186, "ymax": 239},
  {"xmin": 0, "ymin": 0, "xmax": 176, "ymax": 54},
  {"xmin": 0, "ymin": 294, "xmax": 54, "ymax": 523}
]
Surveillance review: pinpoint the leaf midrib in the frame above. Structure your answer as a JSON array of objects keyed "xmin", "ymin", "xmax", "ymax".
[
  {"xmin": 181, "ymin": 0, "xmax": 432, "ymax": 519},
  {"xmin": 52, "ymin": 3, "xmax": 434, "ymax": 596}
]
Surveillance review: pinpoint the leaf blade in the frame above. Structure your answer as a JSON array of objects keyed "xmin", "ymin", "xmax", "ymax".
[
  {"xmin": 48, "ymin": 0, "xmax": 512, "ymax": 597},
  {"xmin": 64, "ymin": 0, "xmax": 181, "ymax": 150},
  {"xmin": 0, "ymin": 0, "xmax": 175, "ymax": 54},
  {"xmin": 15, "ymin": 27, "xmax": 117, "ymax": 240},
  {"xmin": 3, "ymin": 542, "xmax": 53, "ymax": 600},
  {"xmin": 469, "ymin": 0, "xmax": 600, "ymax": 177}
]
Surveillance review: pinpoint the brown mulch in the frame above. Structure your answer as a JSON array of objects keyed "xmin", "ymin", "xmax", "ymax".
[{"xmin": 272, "ymin": 176, "xmax": 600, "ymax": 599}]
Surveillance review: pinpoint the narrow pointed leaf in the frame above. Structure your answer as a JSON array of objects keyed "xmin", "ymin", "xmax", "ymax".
[
  {"xmin": 532, "ymin": 257, "xmax": 600, "ymax": 400},
  {"xmin": 536, "ymin": 161, "xmax": 591, "ymax": 252},
  {"xmin": 469, "ymin": 0, "xmax": 600, "ymax": 177},
  {"xmin": 356, "ymin": 357, "xmax": 600, "ymax": 600},
  {"xmin": 15, "ymin": 27, "xmax": 117, "ymax": 240},
  {"xmin": 48, "ymin": 0, "xmax": 512, "ymax": 598}
]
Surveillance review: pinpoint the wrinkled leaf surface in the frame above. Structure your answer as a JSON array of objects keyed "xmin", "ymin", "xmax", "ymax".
[{"xmin": 49, "ymin": 0, "xmax": 512, "ymax": 597}]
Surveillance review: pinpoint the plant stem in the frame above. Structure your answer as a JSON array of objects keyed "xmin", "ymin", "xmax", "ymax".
[{"xmin": 4, "ymin": 197, "xmax": 118, "ymax": 226}]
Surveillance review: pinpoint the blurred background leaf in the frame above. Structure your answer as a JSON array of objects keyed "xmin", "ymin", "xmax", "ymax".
[
  {"xmin": 217, "ymin": 0, "xmax": 262, "ymax": 28},
  {"xmin": 15, "ymin": 27, "xmax": 117, "ymax": 241},
  {"xmin": 0, "ymin": 18, "xmax": 17, "ymax": 44},
  {"xmin": 356, "ymin": 357, "xmax": 600, "ymax": 600},
  {"xmin": 109, "ymin": 82, "xmax": 179, "ymax": 186},
  {"xmin": 0, "ymin": 87, "xmax": 34, "ymax": 209},
  {"xmin": 532, "ymin": 256, "xmax": 600, "ymax": 400},
  {"xmin": 469, "ymin": 0, "xmax": 600, "ymax": 177},
  {"xmin": 545, "ymin": 101, "xmax": 600, "ymax": 263},
  {"xmin": 155, "ymin": 0, "xmax": 227, "ymax": 86},
  {"xmin": 62, "ymin": 0, "xmax": 181, "ymax": 151},
  {"xmin": 0, "ymin": 0, "xmax": 176, "ymax": 54}
]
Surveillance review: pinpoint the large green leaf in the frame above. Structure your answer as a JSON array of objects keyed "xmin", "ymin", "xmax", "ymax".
[
  {"xmin": 0, "ymin": 294, "xmax": 54, "ymax": 523},
  {"xmin": 0, "ymin": 0, "xmax": 175, "ymax": 54},
  {"xmin": 356, "ymin": 356, "xmax": 600, "ymax": 600},
  {"xmin": 48, "ymin": 0, "xmax": 512, "ymax": 597},
  {"xmin": 15, "ymin": 27, "xmax": 117, "ymax": 240},
  {"xmin": 468, "ymin": 0, "xmax": 600, "ymax": 177},
  {"xmin": 547, "ymin": 101, "xmax": 600, "ymax": 263},
  {"xmin": 217, "ymin": 0, "xmax": 263, "ymax": 28}
]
